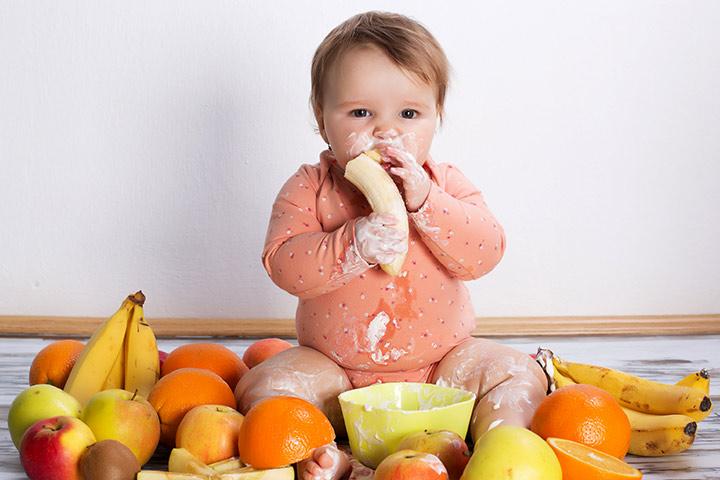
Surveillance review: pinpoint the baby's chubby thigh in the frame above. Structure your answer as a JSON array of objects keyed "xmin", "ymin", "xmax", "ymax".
[
  {"xmin": 430, "ymin": 338, "xmax": 548, "ymax": 441},
  {"xmin": 234, "ymin": 345, "xmax": 353, "ymax": 437}
]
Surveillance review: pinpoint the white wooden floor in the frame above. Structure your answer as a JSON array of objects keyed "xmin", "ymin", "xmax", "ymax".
[{"xmin": 1, "ymin": 335, "xmax": 718, "ymax": 479}]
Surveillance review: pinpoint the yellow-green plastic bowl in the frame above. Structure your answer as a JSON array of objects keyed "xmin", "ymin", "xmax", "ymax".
[{"xmin": 338, "ymin": 382, "xmax": 475, "ymax": 468}]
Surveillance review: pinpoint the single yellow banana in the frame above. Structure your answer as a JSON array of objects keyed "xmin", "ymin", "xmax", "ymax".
[
  {"xmin": 622, "ymin": 406, "xmax": 697, "ymax": 456},
  {"xmin": 553, "ymin": 356, "xmax": 712, "ymax": 417},
  {"xmin": 124, "ymin": 297, "xmax": 159, "ymax": 398},
  {"xmin": 101, "ymin": 347, "xmax": 125, "ymax": 390},
  {"xmin": 674, "ymin": 369, "xmax": 712, "ymax": 421},
  {"xmin": 344, "ymin": 149, "xmax": 408, "ymax": 276},
  {"xmin": 65, "ymin": 292, "xmax": 142, "ymax": 404},
  {"xmin": 676, "ymin": 369, "xmax": 710, "ymax": 394},
  {"xmin": 552, "ymin": 369, "xmax": 578, "ymax": 389}
]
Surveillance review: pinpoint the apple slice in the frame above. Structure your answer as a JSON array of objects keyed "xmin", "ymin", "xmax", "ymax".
[
  {"xmin": 219, "ymin": 466, "xmax": 294, "ymax": 479},
  {"xmin": 209, "ymin": 457, "xmax": 244, "ymax": 472},
  {"xmin": 169, "ymin": 448, "xmax": 220, "ymax": 476},
  {"xmin": 137, "ymin": 472, "xmax": 210, "ymax": 480}
]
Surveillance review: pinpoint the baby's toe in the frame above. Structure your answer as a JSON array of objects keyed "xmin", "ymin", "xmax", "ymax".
[{"xmin": 316, "ymin": 450, "xmax": 334, "ymax": 468}]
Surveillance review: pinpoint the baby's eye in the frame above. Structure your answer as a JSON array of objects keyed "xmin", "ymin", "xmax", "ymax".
[
  {"xmin": 351, "ymin": 109, "xmax": 370, "ymax": 118},
  {"xmin": 401, "ymin": 109, "xmax": 418, "ymax": 119}
]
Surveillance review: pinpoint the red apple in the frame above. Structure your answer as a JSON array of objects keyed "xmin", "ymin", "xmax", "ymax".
[
  {"xmin": 242, "ymin": 338, "xmax": 293, "ymax": 368},
  {"xmin": 374, "ymin": 449, "xmax": 449, "ymax": 480},
  {"xmin": 19, "ymin": 416, "xmax": 96, "ymax": 480},
  {"xmin": 396, "ymin": 430, "xmax": 470, "ymax": 480},
  {"xmin": 175, "ymin": 404, "xmax": 244, "ymax": 464}
]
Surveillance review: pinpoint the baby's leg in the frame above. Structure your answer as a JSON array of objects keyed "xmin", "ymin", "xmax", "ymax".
[
  {"xmin": 234, "ymin": 345, "xmax": 353, "ymax": 480},
  {"xmin": 431, "ymin": 338, "xmax": 547, "ymax": 442}
]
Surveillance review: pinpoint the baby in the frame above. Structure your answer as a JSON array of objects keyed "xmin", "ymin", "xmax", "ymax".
[{"xmin": 235, "ymin": 11, "xmax": 547, "ymax": 480}]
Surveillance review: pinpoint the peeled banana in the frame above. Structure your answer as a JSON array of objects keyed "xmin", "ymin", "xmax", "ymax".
[
  {"xmin": 64, "ymin": 291, "xmax": 159, "ymax": 405},
  {"xmin": 344, "ymin": 149, "xmax": 408, "ymax": 276},
  {"xmin": 552, "ymin": 356, "xmax": 712, "ymax": 418},
  {"xmin": 550, "ymin": 364, "xmax": 699, "ymax": 456}
]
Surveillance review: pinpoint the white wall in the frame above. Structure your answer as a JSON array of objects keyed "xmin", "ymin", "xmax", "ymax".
[{"xmin": 1, "ymin": 1, "xmax": 719, "ymax": 319}]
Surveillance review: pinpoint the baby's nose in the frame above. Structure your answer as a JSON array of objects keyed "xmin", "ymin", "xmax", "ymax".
[{"xmin": 373, "ymin": 127, "xmax": 399, "ymax": 140}]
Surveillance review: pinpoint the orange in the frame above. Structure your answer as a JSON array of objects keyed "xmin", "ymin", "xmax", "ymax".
[
  {"xmin": 161, "ymin": 342, "xmax": 249, "ymax": 390},
  {"xmin": 531, "ymin": 383, "xmax": 631, "ymax": 458},
  {"xmin": 548, "ymin": 437, "xmax": 643, "ymax": 480},
  {"xmin": 148, "ymin": 367, "xmax": 236, "ymax": 446},
  {"xmin": 29, "ymin": 339, "xmax": 85, "ymax": 388},
  {"xmin": 242, "ymin": 338, "xmax": 293, "ymax": 369},
  {"xmin": 237, "ymin": 396, "xmax": 335, "ymax": 468}
]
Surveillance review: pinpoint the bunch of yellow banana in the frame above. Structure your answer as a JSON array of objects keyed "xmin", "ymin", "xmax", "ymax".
[
  {"xmin": 64, "ymin": 291, "xmax": 159, "ymax": 405},
  {"xmin": 537, "ymin": 348, "xmax": 712, "ymax": 457}
]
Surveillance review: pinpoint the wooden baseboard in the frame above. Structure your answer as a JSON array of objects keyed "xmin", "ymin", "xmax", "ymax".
[{"xmin": 1, "ymin": 314, "xmax": 718, "ymax": 338}]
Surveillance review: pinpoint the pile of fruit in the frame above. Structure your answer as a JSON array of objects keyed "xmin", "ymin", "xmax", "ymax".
[
  {"xmin": 7, "ymin": 291, "xmax": 714, "ymax": 480},
  {"xmin": 8, "ymin": 291, "xmax": 301, "ymax": 479}
]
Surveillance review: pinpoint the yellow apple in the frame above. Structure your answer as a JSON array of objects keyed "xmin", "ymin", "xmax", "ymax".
[
  {"xmin": 176, "ymin": 404, "xmax": 244, "ymax": 464},
  {"xmin": 460, "ymin": 426, "xmax": 561, "ymax": 480},
  {"xmin": 81, "ymin": 388, "xmax": 160, "ymax": 465}
]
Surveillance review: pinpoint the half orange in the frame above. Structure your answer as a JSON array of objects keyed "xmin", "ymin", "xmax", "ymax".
[{"xmin": 547, "ymin": 437, "xmax": 642, "ymax": 480}]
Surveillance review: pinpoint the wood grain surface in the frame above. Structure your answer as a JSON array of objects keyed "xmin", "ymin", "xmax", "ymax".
[
  {"xmin": 1, "ymin": 335, "xmax": 718, "ymax": 479},
  {"xmin": 1, "ymin": 314, "xmax": 719, "ymax": 337}
]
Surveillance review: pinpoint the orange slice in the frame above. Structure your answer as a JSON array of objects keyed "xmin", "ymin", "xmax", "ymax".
[{"xmin": 547, "ymin": 437, "xmax": 643, "ymax": 480}]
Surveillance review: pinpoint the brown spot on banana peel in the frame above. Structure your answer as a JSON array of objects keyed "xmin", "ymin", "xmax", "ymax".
[
  {"xmin": 685, "ymin": 422, "xmax": 698, "ymax": 437},
  {"xmin": 700, "ymin": 396, "xmax": 712, "ymax": 412}
]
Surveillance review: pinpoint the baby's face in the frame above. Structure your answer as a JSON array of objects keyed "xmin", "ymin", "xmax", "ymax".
[{"xmin": 319, "ymin": 44, "xmax": 438, "ymax": 168}]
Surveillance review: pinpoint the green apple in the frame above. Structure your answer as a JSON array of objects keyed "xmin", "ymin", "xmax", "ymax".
[
  {"xmin": 8, "ymin": 384, "xmax": 83, "ymax": 449},
  {"xmin": 81, "ymin": 388, "xmax": 160, "ymax": 466},
  {"xmin": 460, "ymin": 426, "xmax": 561, "ymax": 480}
]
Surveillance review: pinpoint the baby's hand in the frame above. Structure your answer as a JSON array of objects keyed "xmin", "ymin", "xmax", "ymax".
[
  {"xmin": 354, "ymin": 213, "xmax": 408, "ymax": 265},
  {"xmin": 380, "ymin": 146, "xmax": 431, "ymax": 212}
]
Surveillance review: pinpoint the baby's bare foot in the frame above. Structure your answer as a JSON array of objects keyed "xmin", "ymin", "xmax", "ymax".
[{"xmin": 297, "ymin": 442, "xmax": 351, "ymax": 480}]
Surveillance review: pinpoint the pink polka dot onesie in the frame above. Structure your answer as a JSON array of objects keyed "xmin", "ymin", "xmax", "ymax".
[{"xmin": 262, "ymin": 150, "xmax": 506, "ymax": 388}]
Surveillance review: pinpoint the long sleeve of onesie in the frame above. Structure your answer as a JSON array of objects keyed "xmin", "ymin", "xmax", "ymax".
[
  {"xmin": 409, "ymin": 160, "xmax": 506, "ymax": 281},
  {"xmin": 262, "ymin": 164, "xmax": 373, "ymax": 299}
]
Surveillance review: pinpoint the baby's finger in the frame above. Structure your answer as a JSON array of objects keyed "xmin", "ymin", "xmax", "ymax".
[
  {"xmin": 369, "ymin": 212, "xmax": 398, "ymax": 226},
  {"xmin": 379, "ymin": 227, "xmax": 406, "ymax": 242},
  {"xmin": 389, "ymin": 167, "xmax": 409, "ymax": 180},
  {"xmin": 386, "ymin": 146, "xmax": 417, "ymax": 166},
  {"xmin": 376, "ymin": 253, "xmax": 400, "ymax": 264}
]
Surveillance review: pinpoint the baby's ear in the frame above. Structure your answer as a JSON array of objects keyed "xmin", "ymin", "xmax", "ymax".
[{"xmin": 315, "ymin": 110, "xmax": 329, "ymax": 144}]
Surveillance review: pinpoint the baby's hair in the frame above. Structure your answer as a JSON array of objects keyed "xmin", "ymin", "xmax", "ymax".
[{"xmin": 311, "ymin": 11, "xmax": 450, "ymax": 125}]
